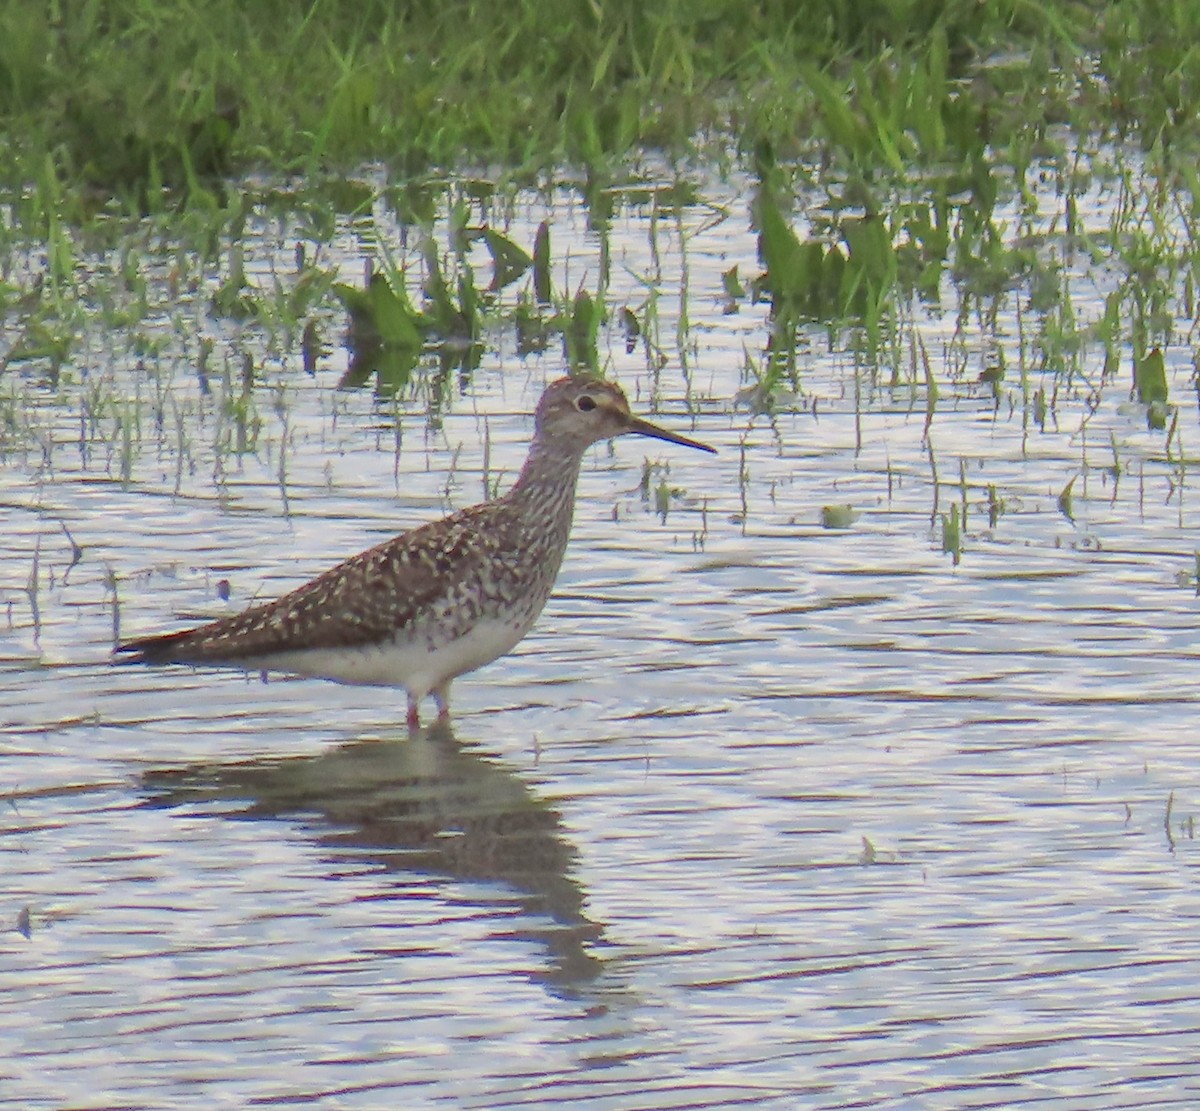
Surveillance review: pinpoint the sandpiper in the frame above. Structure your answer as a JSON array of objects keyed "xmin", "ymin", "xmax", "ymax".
[{"xmin": 115, "ymin": 375, "xmax": 716, "ymax": 728}]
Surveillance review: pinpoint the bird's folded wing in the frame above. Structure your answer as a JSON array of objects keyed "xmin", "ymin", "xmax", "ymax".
[{"xmin": 115, "ymin": 506, "xmax": 502, "ymax": 664}]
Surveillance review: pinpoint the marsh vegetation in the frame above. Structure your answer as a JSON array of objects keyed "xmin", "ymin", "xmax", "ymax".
[{"xmin": 4, "ymin": 2, "xmax": 1200, "ymax": 480}]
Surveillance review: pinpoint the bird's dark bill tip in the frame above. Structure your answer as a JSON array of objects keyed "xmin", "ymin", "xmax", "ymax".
[{"xmin": 627, "ymin": 416, "xmax": 717, "ymax": 454}]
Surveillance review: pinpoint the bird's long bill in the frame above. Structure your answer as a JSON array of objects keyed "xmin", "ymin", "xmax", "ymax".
[{"xmin": 625, "ymin": 414, "xmax": 717, "ymax": 454}]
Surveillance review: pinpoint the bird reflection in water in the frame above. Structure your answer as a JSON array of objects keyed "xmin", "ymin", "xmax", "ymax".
[{"xmin": 139, "ymin": 725, "xmax": 605, "ymax": 995}]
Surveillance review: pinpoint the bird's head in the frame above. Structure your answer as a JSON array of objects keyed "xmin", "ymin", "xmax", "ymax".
[{"xmin": 533, "ymin": 376, "xmax": 716, "ymax": 455}]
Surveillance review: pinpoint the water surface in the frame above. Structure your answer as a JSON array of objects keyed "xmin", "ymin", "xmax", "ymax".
[{"xmin": 4, "ymin": 168, "xmax": 1200, "ymax": 1108}]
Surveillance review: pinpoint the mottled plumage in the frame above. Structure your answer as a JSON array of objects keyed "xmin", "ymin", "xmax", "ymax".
[{"xmin": 115, "ymin": 376, "xmax": 716, "ymax": 728}]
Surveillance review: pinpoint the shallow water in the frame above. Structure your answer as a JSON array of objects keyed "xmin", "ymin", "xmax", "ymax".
[{"xmin": 5, "ymin": 167, "xmax": 1200, "ymax": 1108}]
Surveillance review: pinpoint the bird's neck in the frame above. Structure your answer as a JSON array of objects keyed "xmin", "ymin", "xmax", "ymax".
[{"xmin": 505, "ymin": 437, "xmax": 588, "ymax": 535}]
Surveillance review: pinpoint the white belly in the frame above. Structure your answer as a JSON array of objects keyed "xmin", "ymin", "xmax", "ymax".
[{"xmin": 245, "ymin": 617, "xmax": 530, "ymax": 698}]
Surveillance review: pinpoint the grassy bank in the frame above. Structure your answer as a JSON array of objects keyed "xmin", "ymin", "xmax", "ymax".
[{"xmin": 2, "ymin": 0, "xmax": 1196, "ymax": 206}]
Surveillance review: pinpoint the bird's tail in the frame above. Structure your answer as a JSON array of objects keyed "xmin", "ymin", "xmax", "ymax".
[{"xmin": 113, "ymin": 629, "xmax": 210, "ymax": 665}]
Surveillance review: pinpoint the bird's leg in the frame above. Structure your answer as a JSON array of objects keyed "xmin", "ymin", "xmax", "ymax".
[
  {"xmin": 406, "ymin": 695, "xmax": 421, "ymax": 731},
  {"xmin": 432, "ymin": 681, "xmax": 452, "ymax": 724}
]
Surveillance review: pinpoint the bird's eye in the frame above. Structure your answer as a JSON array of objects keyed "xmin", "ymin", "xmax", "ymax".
[{"xmin": 576, "ymin": 395, "xmax": 597, "ymax": 412}]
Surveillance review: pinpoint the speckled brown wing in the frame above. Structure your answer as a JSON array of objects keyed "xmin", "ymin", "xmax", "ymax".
[{"xmin": 114, "ymin": 501, "xmax": 506, "ymax": 665}]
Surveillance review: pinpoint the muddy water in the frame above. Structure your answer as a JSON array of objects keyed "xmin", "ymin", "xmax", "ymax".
[{"xmin": 4, "ymin": 171, "xmax": 1200, "ymax": 1108}]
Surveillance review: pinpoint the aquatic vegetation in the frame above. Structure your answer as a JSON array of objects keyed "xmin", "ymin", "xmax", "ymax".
[
  {"xmin": 1134, "ymin": 347, "xmax": 1171, "ymax": 429},
  {"xmin": 1058, "ymin": 475, "xmax": 1078, "ymax": 522},
  {"xmin": 333, "ymin": 270, "xmax": 424, "ymax": 393},
  {"xmin": 940, "ymin": 503, "xmax": 963, "ymax": 565},
  {"xmin": 820, "ymin": 505, "xmax": 858, "ymax": 530},
  {"xmin": 3, "ymin": 0, "xmax": 1200, "ymax": 583}
]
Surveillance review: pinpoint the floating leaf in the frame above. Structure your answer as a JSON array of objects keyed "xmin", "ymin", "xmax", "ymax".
[{"xmin": 821, "ymin": 504, "xmax": 858, "ymax": 529}]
